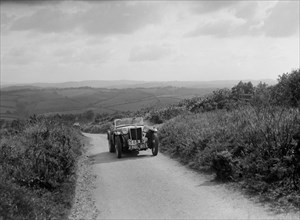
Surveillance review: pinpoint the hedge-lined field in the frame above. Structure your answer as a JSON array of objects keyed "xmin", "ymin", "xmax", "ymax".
[{"xmin": 0, "ymin": 116, "xmax": 83, "ymax": 219}]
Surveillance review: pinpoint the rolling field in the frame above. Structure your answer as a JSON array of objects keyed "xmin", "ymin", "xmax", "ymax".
[{"xmin": 0, "ymin": 86, "xmax": 214, "ymax": 120}]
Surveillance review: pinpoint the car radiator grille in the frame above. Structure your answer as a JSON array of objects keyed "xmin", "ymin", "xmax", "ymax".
[{"xmin": 130, "ymin": 128, "xmax": 142, "ymax": 140}]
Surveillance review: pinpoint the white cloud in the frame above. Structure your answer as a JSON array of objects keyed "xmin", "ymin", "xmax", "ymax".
[
  {"xmin": 56, "ymin": 47, "xmax": 112, "ymax": 65},
  {"xmin": 8, "ymin": 1, "xmax": 163, "ymax": 35},
  {"xmin": 0, "ymin": 1, "xmax": 299, "ymax": 84},
  {"xmin": 129, "ymin": 44, "xmax": 172, "ymax": 62},
  {"xmin": 11, "ymin": 7, "xmax": 76, "ymax": 33},
  {"xmin": 2, "ymin": 46, "xmax": 40, "ymax": 65},
  {"xmin": 190, "ymin": 1, "xmax": 240, "ymax": 14},
  {"xmin": 263, "ymin": 1, "xmax": 299, "ymax": 37},
  {"xmin": 185, "ymin": 15, "xmax": 246, "ymax": 38},
  {"xmin": 185, "ymin": 1, "xmax": 299, "ymax": 38}
]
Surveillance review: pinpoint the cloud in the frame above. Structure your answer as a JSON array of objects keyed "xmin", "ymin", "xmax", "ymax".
[
  {"xmin": 78, "ymin": 2, "xmax": 162, "ymax": 35},
  {"xmin": 185, "ymin": 1, "xmax": 299, "ymax": 38},
  {"xmin": 185, "ymin": 17, "xmax": 246, "ymax": 38},
  {"xmin": 2, "ymin": 47, "xmax": 39, "ymax": 65},
  {"xmin": 190, "ymin": 1, "xmax": 240, "ymax": 14},
  {"xmin": 234, "ymin": 2, "xmax": 258, "ymax": 20},
  {"xmin": 53, "ymin": 47, "xmax": 111, "ymax": 65},
  {"xmin": 10, "ymin": 7, "xmax": 77, "ymax": 33},
  {"xmin": 8, "ymin": 1, "xmax": 163, "ymax": 35},
  {"xmin": 53, "ymin": 48, "xmax": 75, "ymax": 59},
  {"xmin": 129, "ymin": 44, "xmax": 171, "ymax": 62},
  {"xmin": 1, "ymin": 0, "xmax": 59, "ymax": 5},
  {"xmin": 263, "ymin": 1, "xmax": 299, "ymax": 37},
  {"xmin": 185, "ymin": 2, "xmax": 253, "ymax": 38},
  {"xmin": 0, "ymin": 12, "xmax": 14, "ymax": 25},
  {"xmin": 0, "ymin": 12, "xmax": 14, "ymax": 34}
]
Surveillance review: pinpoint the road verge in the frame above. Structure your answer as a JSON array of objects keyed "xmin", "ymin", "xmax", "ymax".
[{"xmin": 69, "ymin": 135, "xmax": 99, "ymax": 220}]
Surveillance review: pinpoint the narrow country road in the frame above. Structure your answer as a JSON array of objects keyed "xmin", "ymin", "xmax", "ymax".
[{"xmin": 84, "ymin": 133, "xmax": 299, "ymax": 219}]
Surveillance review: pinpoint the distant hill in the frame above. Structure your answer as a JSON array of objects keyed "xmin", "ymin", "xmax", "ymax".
[
  {"xmin": 0, "ymin": 86, "xmax": 216, "ymax": 120},
  {"xmin": 0, "ymin": 79, "xmax": 277, "ymax": 120},
  {"xmin": 1, "ymin": 80, "xmax": 146, "ymax": 90},
  {"xmin": 1, "ymin": 79, "xmax": 276, "ymax": 90}
]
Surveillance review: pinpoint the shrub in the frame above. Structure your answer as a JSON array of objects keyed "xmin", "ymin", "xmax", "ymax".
[
  {"xmin": 0, "ymin": 116, "xmax": 82, "ymax": 219},
  {"xmin": 211, "ymin": 150, "xmax": 235, "ymax": 181},
  {"xmin": 0, "ymin": 177, "xmax": 36, "ymax": 219},
  {"xmin": 158, "ymin": 106, "xmax": 300, "ymax": 207},
  {"xmin": 81, "ymin": 121, "xmax": 113, "ymax": 134},
  {"xmin": 1, "ymin": 121, "xmax": 80, "ymax": 189},
  {"xmin": 182, "ymin": 88, "xmax": 248, "ymax": 113},
  {"xmin": 271, "ymin": 69, "xmax": 300, "ymax": 107},
  {"xmin": 146, "ymin": 106, "xmax": 187, "ymax": 124}
]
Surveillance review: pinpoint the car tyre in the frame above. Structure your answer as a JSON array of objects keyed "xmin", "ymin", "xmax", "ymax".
[
  {"xmin": 151, "ymin": 133, "xmax": 159, "ymax": 156},
  {"xmin": 115, "ymin": 136, "xmax": 122, "ymax": 158},
  {"xmin": 107, "ymin": 131, "xmax": 115, "ymax": 153}
]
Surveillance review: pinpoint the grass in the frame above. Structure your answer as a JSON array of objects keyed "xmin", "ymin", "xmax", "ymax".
[
  {"xmin": 0, "ymin": 116, "xmax": 84, "ymax": 219},
  {"xmin": 158, "ymin": 106, "xmax": 300, "ymax": 210}
]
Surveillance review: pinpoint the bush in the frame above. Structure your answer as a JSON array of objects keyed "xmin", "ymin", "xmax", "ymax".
[
  {"xmin": 146, "ymin": 106, "xmax": 187, "ymax": 124},
  {"xmin": 211, "ymin": 150, "xmax": 235, "ymax": 181},
  {"xmin": 1, "ymin": 121, "xmax": 80, "ymax": 189},
  {"xmin": 271, "ymin": 69, "xmax": 300, "ymax": 107},
  {"xmin": 158, "ymin": 106, "xmax": 300, "ymax": 207},
  {"xmin": 0, "ymin": 177, "xmax": 36, "ymax": 219},
  {"xmin": 180, "ymin": 87, "xmax": 250, "ymax": 113},
  {"xmin": 0, "ymin": 116, "xmax": 82, "ymax": 219},
  {"xmin": 81, "ymin": 121, "xmax": 113, "ymax": 134}
]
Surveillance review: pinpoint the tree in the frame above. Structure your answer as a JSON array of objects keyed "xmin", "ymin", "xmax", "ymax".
[
  {"xmin": 231, "ymin": 81, "xmax": 254, "ymax": 101},
  {"xmin": 271, "ymin": 69, "xmax": 300, "ymax": 107},
  {"xmin": 81, "ymin": 110, "xmax": 95, "ymax": 122},
  {"xmin": 251, "ymin": 82, "xmax": 272, "ymax": 107}
]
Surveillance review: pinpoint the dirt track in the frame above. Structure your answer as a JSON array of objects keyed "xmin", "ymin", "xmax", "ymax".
[{"xmin": 85, "ymin": 133, "xmax": 299, "ymax": 219}]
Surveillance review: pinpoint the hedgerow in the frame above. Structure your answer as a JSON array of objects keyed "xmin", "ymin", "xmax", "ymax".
[
  {"xmin": 0, "ymin": 115, "xmax": 83, "ymax": 219},
  {"xmin": 158, "ymin": 106, "xmax": 300, "ymax": 207},
  {"xmin": 145, "ymin": 106, "xmax": 188, "ymax": 124},
  {"xmin": 81, "ymin": 121, "xmax": 113, "ymax": 134},
  {"xmin": 155, "ymin": 69, "xmax": 300, "ymax": 210}
]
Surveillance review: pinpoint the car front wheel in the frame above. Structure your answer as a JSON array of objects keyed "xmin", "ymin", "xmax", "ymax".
[
  {"xmin": 151, "ymin": 133, "xmax": 159, "ymax": 156},
  {"xmin": 115, "ymin": 136, "xmax": 122, "ymax": 158},
  {"xmin": 107, "ymin": 131, "xmax": 115, "ymax": 153}
]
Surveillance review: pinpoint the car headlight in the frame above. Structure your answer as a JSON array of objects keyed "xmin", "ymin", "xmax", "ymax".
[{"xmin": 122, "ymin": 128, "xmax": 128, "ymax": 134}]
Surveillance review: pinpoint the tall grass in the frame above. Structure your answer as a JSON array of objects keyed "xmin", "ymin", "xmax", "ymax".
[
  {"xmin": 158, "ymin": 106, "xmax": 300, "ymax": 207},
  {"xmin": 0, "ymin": 116, "xmax": 83, "ymax": 219}
]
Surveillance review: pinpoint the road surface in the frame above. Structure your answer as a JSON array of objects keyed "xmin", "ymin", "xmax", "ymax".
[{"xmin": 85, "ymin": 133, "xmax": 299, "ymax": 219}]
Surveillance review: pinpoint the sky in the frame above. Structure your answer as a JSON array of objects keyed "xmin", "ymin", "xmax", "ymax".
[{"xmin": 0, "ymin": 0, "xmax": 299, "ymax": 84}]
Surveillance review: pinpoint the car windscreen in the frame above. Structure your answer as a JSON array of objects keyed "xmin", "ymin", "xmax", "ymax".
[{"xmin": 115, "ymin": 118, "xmax": 143, "ymax": 127}]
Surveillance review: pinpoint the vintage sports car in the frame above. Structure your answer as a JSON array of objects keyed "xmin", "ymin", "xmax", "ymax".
[{"xmin": 107, "ymin": 117, "xmax": 159, "ymax": 158}]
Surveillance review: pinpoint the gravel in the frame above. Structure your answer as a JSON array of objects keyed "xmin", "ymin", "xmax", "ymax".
[{"xmin": 68, "ymin": 144, "xmax": 99, "ymax": 220}]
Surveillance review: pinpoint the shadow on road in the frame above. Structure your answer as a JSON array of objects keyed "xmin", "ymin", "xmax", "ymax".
[{"xmin": 88, "ymin": 151, "xmax": 153, "ymax": 164}]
